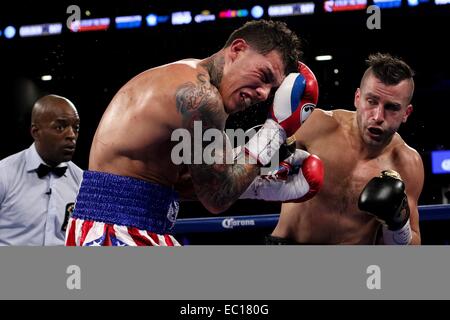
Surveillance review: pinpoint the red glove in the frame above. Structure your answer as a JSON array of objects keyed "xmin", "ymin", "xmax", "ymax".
[
  {"xmin": 270, "ymin": 62, "xmax": 319, "ymax": 137},
  {"xmin": 244, "ymin": 62, "xmax": 319, "ymax": 166},
  {"xmin": 240, "ymin": 150, "xmax": 324, "ymax": 202}
]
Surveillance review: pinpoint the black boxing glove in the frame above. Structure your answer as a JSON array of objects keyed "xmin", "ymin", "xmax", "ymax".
[{"xmin": 358, "ymin": 170, "xmax": 412, "ymax": 245}]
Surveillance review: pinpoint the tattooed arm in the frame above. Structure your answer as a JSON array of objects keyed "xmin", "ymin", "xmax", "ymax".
[{"xmin": 176, "ymin": 72, "xmax": 259, "ymax": 214}]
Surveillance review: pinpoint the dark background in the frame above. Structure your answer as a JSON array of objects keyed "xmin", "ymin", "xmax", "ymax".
[{"xmin": 1, "ymin": 0, "xmax": 450, "ymax": 242}]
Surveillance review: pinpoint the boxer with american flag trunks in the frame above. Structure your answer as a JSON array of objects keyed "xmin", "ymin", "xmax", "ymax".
[{"xmin": 65, "ymin": 20, "xmax": 323, "ymax": 246}]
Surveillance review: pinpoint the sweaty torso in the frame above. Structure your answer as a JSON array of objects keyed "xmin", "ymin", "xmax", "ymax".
[
  {"xmin": 89, "ymin": 59, "xmax": 203, "ymax": 187},
  {"xmin": 273, "ymin": 109, "xmax": 409, "ymax": 244}
]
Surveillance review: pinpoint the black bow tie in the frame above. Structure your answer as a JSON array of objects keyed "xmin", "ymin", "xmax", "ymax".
[{"xmin": 36, "ymin": 164, "xmax": 67, "ymax": 178}]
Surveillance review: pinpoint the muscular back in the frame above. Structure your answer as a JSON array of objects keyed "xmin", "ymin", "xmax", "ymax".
[
  {"xmin": 89, "ymin": 60, "xmax": 215, "ymax": 187},
  {"xmin": 272, "ymin": 109, "xmax": 422, "ymax": 244}
]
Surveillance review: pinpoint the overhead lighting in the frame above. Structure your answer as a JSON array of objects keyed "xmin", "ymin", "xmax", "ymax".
[
  {"xmin": 70, "ymin": 18, "xmax": 110, "ymax": 32},
  {"xmin": 19, "ymin": 23, "xmax": 63, "ymax": 37},
  {"xmin": 324, "ymin": 0, "xmax": 367, "ymax": 12},
  {"xmin": 171, "ymin": 11, "xmax": 192, "ymax": 25},
  {"xmin": 374, "ymin": 0, "xmax": 402, "ymax": 8},
  {"xmin": 315, "ymin": 55, "xmax": 333, "ymax": 61},
  {"xmin": 146, "ymin": 14, "xmax": 158, "ymax": 27},
  {"xmin": 4, "ymin": 26, "xmax": 16, "ymax": 39},
  {"xmin": 251, "ymin": 5, "xmax": 264, "ymax": 19},
  {"xmin": 41, "ymin": 75, "xmax": 52, "ymax": 81},
  {"xmin": 408, "ymin": 0, "xmax": 431, "ymax": 6},
  {"xmin": 194, "ymin": 10, "xmax": 216, "ymax": 23},
  {"xmin": 115, "ymin": 15, "xmax": 142, "ymax": 29},
  {"xmin": 219, "ymin": 9, "xmax": 249, "ymax": 19},
  {"xmin": 268, "ymin": 2, "xmax": 315, "ymax": 17}
]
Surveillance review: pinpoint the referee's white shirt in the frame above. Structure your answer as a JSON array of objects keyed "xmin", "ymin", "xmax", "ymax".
[{"xmin": 0, "ymin": 143, "xmax": 83, "ymax": 245}]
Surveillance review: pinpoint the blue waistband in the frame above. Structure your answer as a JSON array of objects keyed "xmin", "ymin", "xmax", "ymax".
[{"xmin": 73, "ymin": 171, "xmax": 179, "ymax": 233}]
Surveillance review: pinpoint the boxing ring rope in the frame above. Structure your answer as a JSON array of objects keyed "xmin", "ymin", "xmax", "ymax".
[{"xmin": 172, "ymin": 204, "xmax": 450, "ymax": 234}]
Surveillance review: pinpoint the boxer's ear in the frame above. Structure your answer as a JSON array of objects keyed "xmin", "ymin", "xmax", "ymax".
[
  {"xmin": 354, "ymin": 88, "xmax": 361, "ymax": 109},
  {"xmin": 402, "ymin": 104, "xmax": 413, "ymax": 123},
  {"xmin": 229, "ymin": 39, "xmax": 249, "ymax": 61}
]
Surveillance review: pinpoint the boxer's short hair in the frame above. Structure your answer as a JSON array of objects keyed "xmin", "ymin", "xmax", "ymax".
[
  {"xmin": 364, "ymin": 53, "xmax": 415, "ymax": 86},
  {"xmin": 224, "ymin": 20, "xmax": 302, "ymax": 74}
]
